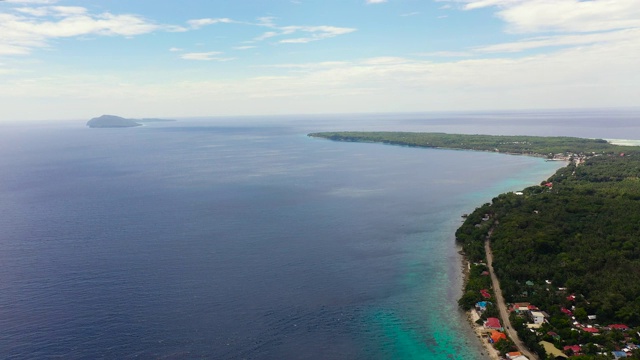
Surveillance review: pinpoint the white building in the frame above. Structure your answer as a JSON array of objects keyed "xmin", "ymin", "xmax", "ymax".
[{"xmin": 531, "ymin": 311, "xmax": 546, "ymax": 325}]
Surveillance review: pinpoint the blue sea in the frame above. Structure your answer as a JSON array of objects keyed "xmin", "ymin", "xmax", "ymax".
[{"xmin": 0, "ymin": 110, "xmax": 638, "ymax": 359}]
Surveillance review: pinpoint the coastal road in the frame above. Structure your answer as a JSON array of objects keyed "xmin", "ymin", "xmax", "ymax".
[{"xmin": 485, "ymin": 240, "xmax": 539, "ymax": 360}]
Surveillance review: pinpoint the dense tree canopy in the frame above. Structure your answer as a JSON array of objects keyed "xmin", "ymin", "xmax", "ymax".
[{"xmin": 309, "ymin": 132, "xmax": 629, "ymax": 157}]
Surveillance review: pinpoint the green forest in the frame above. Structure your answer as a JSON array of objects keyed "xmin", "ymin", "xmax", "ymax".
[
  {"xmin": 311, "ymin": 131, "xmax": 640, "ymax": 359},
  {"xmin": 309, "ymin": 131, "xmax": 629, "ymax": 157}
]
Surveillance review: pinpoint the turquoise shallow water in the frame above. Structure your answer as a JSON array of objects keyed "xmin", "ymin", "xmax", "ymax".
[
  {"xmin": 0, "ymin": 117, "xmax": 570, "ymax": 359},
  {"xmin": 358, "ymin": 153, "xmax": 563, "ymax": 360}
]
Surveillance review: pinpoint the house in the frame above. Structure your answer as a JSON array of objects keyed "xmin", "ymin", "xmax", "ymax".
[
  {"xmin": 485, "ymin": 317, "xmax": 502, "ymax": 330},
  {"xmin": 507, "ymin": 353, "xmax": 530, "ymax": 360},
  {"xmin": 582, "ymin": 327, "xmax": 599, "ymax": 334},
  {"xmin": 476, "ymin": 301, "xmax": 489, "ymax": 311},
  {"xmin": 612, "ymin": 351, "xmax": 628, "ymax": 359},
  {"xmin": 480, "ymin": 289, "xmax": 491, "ymax": 299},
  {"xmin": 512, "ymin": 302, "xmax": 531, "ymax": 313},
  {"xmin": 530, "ymin": 311, "xmax": 546, "ymax": 325},
  {"xmin": 490, "ymin": 330, "xmax": 507, "ymax": 343},
  {"xmin": 609, "ymin": 324, "xmax": 630, "ymax": 331},
  {"xmin": 561, "ymin": 307, "xmax": 573, "ymax": 316},
  {"xmin": 547, "ymin": 331, "xmax": 561, "ymax": 340},
  {"xmin": 564, "ymin": 345, "xmax": 581, "ymax": 355}
]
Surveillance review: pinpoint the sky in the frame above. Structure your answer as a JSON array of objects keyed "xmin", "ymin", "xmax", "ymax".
[{"xmin": 0, "ymin": 0, "xmax": 639, "ymax": 121}]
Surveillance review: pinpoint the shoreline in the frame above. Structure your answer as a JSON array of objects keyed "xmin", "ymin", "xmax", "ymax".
[
  {"xmin": 459, "ymin": 251, "xmax": 500, "ymax": 360},
  {"xmin": 456, "ymin": 161, "xmax": 567, "ymax": 360},
  {"xmin": 467, "ymin": 309, "xmax": 501, "ymax": 360}
]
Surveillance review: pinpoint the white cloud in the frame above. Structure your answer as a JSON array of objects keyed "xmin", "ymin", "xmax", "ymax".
[
  {"xmin": 366, "ymin": 0, "xmax": 388, "ymax": 3},
  {"xmin": 0, "ymin": 6, "xmax": 170, "ymax": 56},
  {"xmin": 444, "ymin": 0, "xmax": 640, "ymax": 34},
  {"xmin": 278, "ymin": 25, "xmax": 356, "ymax": 44},
  {"xmin": 461, "ymin": 0, "xmax": 520, "ymax": 10},
  {"xmin": 180, "ymin": 51, "xmax": 234, "ymax": 61},
  {"xmin": 233, "ymin": 45, "xmax": 256, "ymax": 50},
  {"xmin": 435, "ymin": 0, "xmax": 640, "ymax": 55},
  {"xmin": 253, "ymin": 31, "xmax": 279, "ymax": 42},
  {"xmin": 5, "ymin": 0, "xmax": 59, "ymax": 3},
  {"xmin": 187, "ymin": 18, "xmax": 234, "ymax": 29},
  {"xmin": 420, "ymin": 51, "xmax": 474, "ymax": 57},
  {"xmin": 14, "ymin": 7, "xmax": 50, "ymax": 16},
  {"xmin": 498, "ymin": 0, "xmax": 640, "ymax": 34},
  {"xmin": 15, "ymin": 6, "xmax": 87, "ymax": 17},
  {"xmin": 1, "ymin": 33, "xmax": 638, "ymax": 120},
  {"xmin": 476, "ymin": 28, "xmax": 640, "ymax": 53},
  {"xmin": 169, "ymin": 47, "xmax": 183, "ymax": 52},
  {"xmin": 182, "ymin": 16, "xmax": 355, "ymax": 47},
  {"xmin": 0, "ymin": 43, "xmax": 31, "ymax": 55},
  {"xmin": 246, "ymin": 20, "xmax": 356, "ymax": 44}
]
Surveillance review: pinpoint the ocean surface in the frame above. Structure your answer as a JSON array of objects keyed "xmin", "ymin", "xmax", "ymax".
[{"xmin": 0, "ymin": 110, "xmax": 638, "ymax": 359}]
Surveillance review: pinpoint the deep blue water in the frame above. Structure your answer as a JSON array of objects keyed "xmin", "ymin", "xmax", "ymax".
[{"xmin": 0, "ymin": 111, "xmax": 637, "ymax": 359}]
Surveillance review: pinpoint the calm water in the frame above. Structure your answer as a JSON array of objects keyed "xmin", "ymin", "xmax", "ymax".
[{"xmin": 0, "ymin": 110, "xmax": 637, "ymax": 359}]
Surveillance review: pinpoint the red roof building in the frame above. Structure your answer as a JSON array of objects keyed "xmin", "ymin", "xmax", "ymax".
[
  {"xmin": 485, "ymin": 317, "xmax": 502, "ymax": 330},
  {"xmin": 480, "ymin": 289, "xmax": 491, "ymax": 299},
  {"xmin": 582, "ymin": 327, "xmax": 599, "ymax": 333},
  {"xmin": 564, "ymin": 345, "xmax": 581, "ymax": 354},
  {"xmin": 561, "ymin": 307, "xmax": 573, "ymax": 316},
  {"xmin": 609, "ymin": 324, "xmax": 630, "ymax": 330}
]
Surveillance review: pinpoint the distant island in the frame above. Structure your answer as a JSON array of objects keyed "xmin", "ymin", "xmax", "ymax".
[
  {"xmin": 86, "ymin": 115, "xmax": 176, "ymax": 128},
  {"xmin": 310, "ymin": 131, "xmax": 640, "ymax": 359}
]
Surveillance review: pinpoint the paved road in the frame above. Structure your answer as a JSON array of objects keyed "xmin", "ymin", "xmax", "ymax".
[{"xmin": 485, "ymin": 240, "xmax": 539, "ymax": 360}]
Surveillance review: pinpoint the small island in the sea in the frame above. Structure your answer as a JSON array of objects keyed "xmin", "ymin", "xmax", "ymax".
[
  {"xmin": 87, "ymin": 115, "xmax": 141, "ymax": 128},
  {"xmin": 87, "ymin": 115, "xmax": 176, "ymax": 128}
]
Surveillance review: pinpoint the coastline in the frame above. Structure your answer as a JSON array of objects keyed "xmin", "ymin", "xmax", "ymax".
[
  {"xmin": 467, "ymin": 309, "xmax": 500, "ymax": 360},
  {"xmin": 456, "ymin": 162, "xmax": 568, "ymax": 360},
  {"xmin": 459, "ymin": 251, "xmax": 500, "ymax": 360}
]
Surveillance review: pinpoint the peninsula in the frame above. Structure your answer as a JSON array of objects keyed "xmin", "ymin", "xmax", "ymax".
[{"xmin": 310, "ymin": 131, "xmax": 640, "ymax": 359}]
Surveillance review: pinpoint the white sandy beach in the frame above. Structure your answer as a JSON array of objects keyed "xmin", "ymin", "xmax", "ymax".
[{"xmin": 467, "ymin": 309, "xmax": 501, "ymax": 360}]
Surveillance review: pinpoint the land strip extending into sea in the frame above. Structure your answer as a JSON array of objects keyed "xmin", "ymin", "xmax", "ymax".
[{"xmin": 310, "ymin": 131, "xmax": 640, "ymax": 359}]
